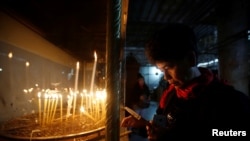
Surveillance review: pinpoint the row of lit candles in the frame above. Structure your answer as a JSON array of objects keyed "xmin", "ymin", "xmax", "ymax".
[
  {"xmin": 36, "ymin": 51, "xmax": 105, "ymax": 126},
  {"xmin": 37, "ymin": 90, "xmax": 63, "ymax": 126},
  {"xmin": 37, "ymin": 89, "xmax": 106, "ymax": 126}
]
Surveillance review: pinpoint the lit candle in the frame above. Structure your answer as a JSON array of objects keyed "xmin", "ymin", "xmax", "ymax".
[
  {"xmin": 66, "ymin": 95, "xmax": 70, "ymax": 118},
  {"xmin": 89, "ymin": 94, "xmax": 93, "ymax": 115},
  {"xmin": 49, "ymin": 94, "xmax": 55, "ymax": 123},
  {"xmin": 38, "ymin": 92, "xmax": 41, "ymax": 125},
  {"xmin": 80, "ymin": 93, "xmax": 83, "ymax": 118},
  {"xmin": 74, "ymin": 61, "xmax": 80, "ymax": 91},
  {"xmin": 73, "ymin": 62, "xmax": 79, "ymax": 119},
  {"xmin": 83, "ymin": 89, "xmax": 87, "ymax": 107},
  {"xmin": 42, "ymin": 93, "xmax": 48, "ymax": 126},
  {"xmin": 66, "ymin": 93, "xmax": 73, "ymax": 119},
  {"xmin": 84, "ymin": 91, "xmax": 89, "ymax": 109},
  {"xmin": 90, "ymin": 51, "xmax": 97, "ymax": 94},
  {"xmin": 92, "ymin": 100, "xmax": 96, "ymax": 119},
  {"xmin": 60, "ymin": 94, "xmax": 63, "ymax": 123},
  {"xmin": 51, "ymin": 94, "xmax": 58, "ymax": 123},
  {"xmin": 46, "ymin": 94, "xmax": 51, "ymax": 124},
  {"xmin": 72, "ymin": 92, "xmax": 77, "ymax": 119}
]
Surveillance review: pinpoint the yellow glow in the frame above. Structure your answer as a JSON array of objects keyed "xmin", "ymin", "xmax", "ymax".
[
  {"xmin": 44, "ymin": 93, "xmax": 48, "ymax": 99},
  {"xmin": 25, "ymin": 61, "xmax": 30, "ymax": 67},
  {"xmin": 38, "ymin": 92, "xmax": 41, "ymax": 98},
  {"xmin": 76, "ymin": 61, "xmax": 80, "ymax": 69},
  {"xmin": 96, "ymin": 89, "xmax": 107, "ymax": 100},
  {"xmin": 28, "ymin": 88, "xmax": 33, "ymax": 92},
  {"xmin": 83, "ymin": 89, "xmax": 87, "ymax": 93},
  {"xmin": 8, "ymin": 52, "xmax": 13, "ymax": 58},
  {"xmin": 80, "ymin": 106, "xmax": 85, "ymax": 113},
  {"xmin": 94, "ymin": 51, "xmax": 97, "ymax": 61}
]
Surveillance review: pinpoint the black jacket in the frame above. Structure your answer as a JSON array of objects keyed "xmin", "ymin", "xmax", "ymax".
[{"xmin": 156, "ymin": 79, "xmax": 250, "ymax": 140}]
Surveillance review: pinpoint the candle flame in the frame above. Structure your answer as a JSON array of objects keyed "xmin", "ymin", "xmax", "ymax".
[
  {"xmin": 83, "ymin": 89, "xmax": 87, "ymax": 93},
  {"xmin": 8, "ymin": 52, "xmax": 13, "ymax": 58},
  {"xmin": 94, "ymin": 51, "xmax": 97, "ymax": 61},
  {"xmin": 76, "ymin": 61, "xmax": 80, "ymax": 69},
  {"xmin": 26, "ymin": 61, "xmax": 30, "ymax": 67},
  {"xmin": 80, "ymin": 106, "xmax": 85, "ymax": 113},
  {"xmin": 38, "ymin": 92, "xmax": 41, "ymax": 98}
]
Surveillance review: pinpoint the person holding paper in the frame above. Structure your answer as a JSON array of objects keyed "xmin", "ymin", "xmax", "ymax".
[{"xmin": 121, "ymin": 23, "xmax": 250, "ymax": 140}]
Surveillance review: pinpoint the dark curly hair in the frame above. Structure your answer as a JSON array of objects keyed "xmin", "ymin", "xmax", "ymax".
[{"xmin": 145, "ymin": 23, "xmax": 197, "ymax": 65}]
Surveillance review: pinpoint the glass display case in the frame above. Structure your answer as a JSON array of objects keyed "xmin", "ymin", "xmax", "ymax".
[{"xmin": 0, "ymin": 12, "xmax": 107, "ymax": 141}]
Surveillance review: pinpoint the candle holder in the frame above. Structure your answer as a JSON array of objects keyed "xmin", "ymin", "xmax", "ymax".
[{"xmin": 0, "ymin": 89, "xmax": 107, "ymax": 140}]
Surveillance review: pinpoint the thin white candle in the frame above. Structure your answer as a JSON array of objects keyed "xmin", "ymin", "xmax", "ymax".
[
  {"xmin": 74, "ymin": 62, "xmax": 80, "ymax": 91},
  {"xmin": 38, "ymin": 92, "xmax": 41, "ymax": 125},
  {"xmin": 42, "ymin": 94, "xmax": 48, "ymax": 126},
  {"xmin": 83, "ymin": 89, "xmax": 87, "ymax": 107},
  {"xmin": 60, "ymin": 94, "xmax": 63, "ymax": 123},
  {"xmin": 90, "ymin": 51, "xmax": 97, "ymax": 94},
  {"xmin": 51, "ymin": 94, "xmax": 58, "ymax": 123},
  {"xmin": 49, "ymin": 94, "xmax": 55, "ymax": 123},
  {"xmin": 73, "ymin": 62, "xmax": 79, "ymax": 119},
  {"xmin": 89, "ymin": 94, "xmax": 93, "ymax": 115},
  {"xmin": 66, "ymin": 91, "xmax": 73, "ymax": 120},
  {"xmin": 46, "ymin": 94, "xmax": 51, "ymax": 124},
  {"xmin": 92, "ymin": 100, "xmax": 96, "ymax": 120},
  {"xmin": 66, "ymin": 95, "xmax": 71, "ymax": 118},
  {"xmin": 85, "ymin": 93, "xmax": 89, "ymax": 109},
  {"xmin": 72, "ymin": 92, "xmax": 77, "ymax": 119}
]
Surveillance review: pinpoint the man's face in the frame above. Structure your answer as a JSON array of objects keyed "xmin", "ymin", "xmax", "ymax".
[{"xmin": 156, "ymin": 59, "xmax": 191, "ymax": 89}]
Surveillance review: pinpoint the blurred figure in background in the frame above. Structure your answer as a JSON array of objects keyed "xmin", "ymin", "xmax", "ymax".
[
  {"xmin": 127, "ymin": 73, "xmax": 151, "ymax": 141},
  {"xmin": 131, "ymin": 73, "xmax": 150, "ymax": 109}
]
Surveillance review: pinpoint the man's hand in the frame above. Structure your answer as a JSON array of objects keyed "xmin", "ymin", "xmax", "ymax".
[{"xmin": 146, "ymin": 120, "xmax": 168, "ymax": 141}]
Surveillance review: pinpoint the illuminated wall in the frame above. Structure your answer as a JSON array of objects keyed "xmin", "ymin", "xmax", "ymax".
[
  {"xmin": 0, "ymin": 12, "xmax": 78, "ymax": 123},
  {"xmin": 139, "ymin": 66, "xmax": 163, "ymax": 91}
]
